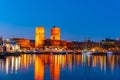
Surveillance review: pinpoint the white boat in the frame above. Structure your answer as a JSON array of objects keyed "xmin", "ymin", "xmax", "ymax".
[
  {"xmin": 106, "ymin": 51, "xmax": 113, "ymax": 55},
  {"xmin": 48, "ymin": 48, "xmax": 67, "ymax": 54},
  {"xmin": 82, "ymin": 48, "xmax": 93, "ymax": 55},
  {"xmin": 52, "ymin": 50, "xmax": 67, "ymax": 54},
  {"xmin": 83, "ymin": 52, "xmax": 93, "ymax": 55},
  {"xmin": 33, "ymin": 49, "xmax": 41, "ymax": 54}
]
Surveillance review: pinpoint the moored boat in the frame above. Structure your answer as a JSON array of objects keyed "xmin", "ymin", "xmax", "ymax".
[{"xmin": 106, "ymin": 51, "xmax": 113, "ymax": 55}]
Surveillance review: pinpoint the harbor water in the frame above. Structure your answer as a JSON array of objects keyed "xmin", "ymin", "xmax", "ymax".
[{"xmin": 0, "ymin": 54, "xmax": 120, "ymax": 80}]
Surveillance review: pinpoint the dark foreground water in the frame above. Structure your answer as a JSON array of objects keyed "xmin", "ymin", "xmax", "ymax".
[{"xmin": 0, "ymin": 54, "xmax": 120, "ymax": 80}]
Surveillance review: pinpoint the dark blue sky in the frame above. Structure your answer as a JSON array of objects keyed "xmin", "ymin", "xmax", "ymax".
[{"xmin": 0, "ymin": 0, "xmax": 120, "ymax": 41}]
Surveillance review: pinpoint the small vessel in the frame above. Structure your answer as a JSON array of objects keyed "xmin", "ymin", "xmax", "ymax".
[
  {"xmin": 33, "ymin": 49, "xmax": 41, "ymax": 54},
  {"xmin": 82, "ymin": 49, "xmax": 93, "ymax": 55},
  {"xmin": 83, "ymin": 51, "xmax": 93, "ymax": 55},
  {"xmin": 44, "ymin": 48, "xmax": 67, "ymax": 54},
  {"xmin": 106, "ymin": 51, "xmax": 113, "ymax": 55},
  {"xmin": 25, "ymin": 50, "xmax": 32, "ymax": 54},
  {"xmin": 51, "ymin": 50, "xmax": 67, "ymax": 54}
]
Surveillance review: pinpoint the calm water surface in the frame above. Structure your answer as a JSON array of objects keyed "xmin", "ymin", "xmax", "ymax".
[{"xmin": 0, "ymin": 54, "xmax": 120, "ymax": 80}]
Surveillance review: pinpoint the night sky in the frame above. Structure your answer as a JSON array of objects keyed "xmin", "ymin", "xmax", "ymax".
[{"xmin": 0, "ymin": 0, "xmax": 120, "ymax": 41}]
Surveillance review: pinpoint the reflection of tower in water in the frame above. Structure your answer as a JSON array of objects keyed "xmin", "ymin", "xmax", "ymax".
[
  {"xmin": 34, "ymin": 56, "xmax": 44, "ymax": 80},
  {"xmin": 50, "ymin": 55, "xmax": 60, "ymax": 80}
]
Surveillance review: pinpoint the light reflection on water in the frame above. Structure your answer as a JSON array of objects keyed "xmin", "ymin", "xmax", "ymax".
[{"xmin": 0, "ymin": 54, "xmax": 120, "ymax": 80}]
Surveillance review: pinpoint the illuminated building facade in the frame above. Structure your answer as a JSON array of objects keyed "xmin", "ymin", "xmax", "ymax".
[
  {"xmin": 0, "ymin": 37, "xmax": 2, "ymax": 52},
  {"xmin": 43, "ymin": 26, "xmax": 63, "ymax": 49},
  {"xmin": 67, "ymin": 42, "xmax": 74, "ymax": 50},
  {"xmin": 0, "ymin": 37, "xmax": 2, "ymax": 42},
  {"xmin": 50, "ymin": 26, "xmax": 60, "ymax": 40},
  {"xmin": 50, "ymin": 26, "xmax": 61, "ymax": 48},
  {"xmin": 44, "ymin": 39, "xmax": 67, "ymax": 49},
  {"xmin": 12, "ymin": 38, "xmax": 31, "ymax": 49},
  {"xmin": 35, "ymin": 27, "xmax": 45, "ymax": 48},
  {"xmin": 34, "ymin": 26, "xmax": 68, "ymax": 49},
  {"xmin": 30, "ymin": 40, "xmax": 35, "ymax": 48}
]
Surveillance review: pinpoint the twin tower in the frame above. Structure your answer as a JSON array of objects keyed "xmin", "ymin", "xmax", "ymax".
[{"xmin": 35, "ymin": 26, "xmax": 61, "ymax": 48}]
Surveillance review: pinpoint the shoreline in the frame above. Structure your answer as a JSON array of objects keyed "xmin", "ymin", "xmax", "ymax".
[{"xmin": 0, "ymin": 51, "xmax": 120, "ymax": 58}]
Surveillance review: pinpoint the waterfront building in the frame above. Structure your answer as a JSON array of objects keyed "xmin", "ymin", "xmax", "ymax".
[
  {"xmin": 0, "ymin": 37, "xmax": 3, "ymax": 52},
  {"xmin": 50, "ymin": 26, "xmax": 60, "ymax": 40},
  {"xmin": 0, "ymin": 37, "xmax": 2, "ymax": 42},
  {"xmin": 46, "ymin": 26, "xmax": 62, "ymax": 49},
  {"xmin": 11, "ymin": 38, "xmax": 31, "ymax": 49},
  {"xmin": 44, "ymin": 39, "xmax": 67, "ymax": 50},
  {"xmin": 50, "ymin": 40, "xmax": 61, "ymax": 47},
  {"xmin": 30, "ymin": 40, "xmax": 35, "ymax": 48},
  {"xmin": 101, "ymin": 38, "xmax": 118, "ymax": 51},
  {"xmin": 35, "ymin": 27, "xmax": 45, "ymax": 49},
  {"xmin": 3, "ymin": 39, "xmax": 21, "ymax": 52},
  {"xmin": 49, "ymin": 26, "xmax": 61, "ymax": 49},
  {"xmin": 60, "ymin": 40, "xmax": 67, "ymax": 49},
  {"xmin": 34, "ymin": 26, "xmax": 67, "ymax": 50},
  {"xmin": 67, "ymin": 42, "xmax": 74, "ymax": 50}
]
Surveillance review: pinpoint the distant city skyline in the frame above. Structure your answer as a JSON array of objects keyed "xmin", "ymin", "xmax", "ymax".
[{"xmin": 0, "ymin": 0, "xmax": 120, "ymax": 41}]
